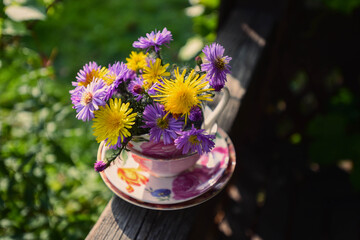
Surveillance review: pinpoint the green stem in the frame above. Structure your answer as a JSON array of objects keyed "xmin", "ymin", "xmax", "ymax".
[{"xmin": 106, "ymin": 137, "xmax": 132, "ymax": 166}]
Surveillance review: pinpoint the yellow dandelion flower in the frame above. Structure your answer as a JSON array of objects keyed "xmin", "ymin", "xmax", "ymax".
[
  {"xmin": 126, "ymin": 51, "xmax": 148, "ymax": 72},
  {"xmin": 92, "ymin": 98, "xmax": 137, "ymax": 146},
  {"xmin": 142, "ymin": 58, "xmax": 170, "ymax": 89},
  {"xmin": 153, "ymin": 68, "xmax": 213, "ymax": 121},
  {"xmin": 78, "ymin": 67, "xmax": 109, "ymax": 87}
]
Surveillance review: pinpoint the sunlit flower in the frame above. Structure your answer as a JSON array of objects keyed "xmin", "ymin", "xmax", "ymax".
[
  {"xmin": 105, "ymin": 62, "xmax": 133, "ymax": 100},
  {"xmin": 73, "ymin": 61, "xmax": 109, "ymax": 88},
  {"xmin": 92, "ymin": 98, "xmax": 137, "ymax": 146},
  {"xmin": 128, "ymin": 77, "xmax": 145, "ymax": 101},
  {"xmin": 133, "ymin": 27, "xmax": 173, "ymax": 52},
  {"xmin": 201, "ymin": 43, "xmax": 232, "ymax": 91},
  {"xmin": 143, "ymin": 103, "xmax": 183, "ymax": 144},
  {"xmin": 174, "ymin": 125, "xmax": 215, "ymax": 155},
  {"xmin": 126, "ymin": 51, "xmax": 148, "ymax": 72},
  {"xmin": 153, "ymin": 68, "xmax": 213, "ymax": 122},
  {"xmin": 142, "ymin": 58, "xmax": 170, "ymax": 89},
  {"xmin": 73, "ymin": 79, "xmax": 107, "ymax": 121}
]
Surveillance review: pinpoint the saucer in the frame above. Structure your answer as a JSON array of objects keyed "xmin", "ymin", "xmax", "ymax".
[{"xmin": 99, "ymin": 128, "xmax": 236, "ymax": 210}]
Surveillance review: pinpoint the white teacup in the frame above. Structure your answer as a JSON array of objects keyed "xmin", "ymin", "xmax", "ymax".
[{"xmin": 127, "ymin": 87, "xmax": 230, "ymax": 177}]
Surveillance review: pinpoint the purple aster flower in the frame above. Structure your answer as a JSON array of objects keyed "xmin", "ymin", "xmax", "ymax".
[
  {"xmin": 133, "ymin": 28, "xmax": 173, "ymax": 52},
  {"xmin": 69, "ymin": 86, "xmax": 82, "ymax": 108},
  {"xmin": 73, "ymin": 79, "xmax": 107, "ymax": 121},
  {"xmin": 143, "ymin": 103, "xmax": 183, "ymax": 144},
  {"xmin": 128, "ymin": 77, "xmax": 145, "ymax": 101},
  {"xmin": 72, "ymin": 61, "xmax": 101, "ymax": 87},
  {"xmin": 201, "ymin": 43, "xmax": 232, "ymax": 91},
  {"xmin": 125, "ymin": 68, "xmax": 136, "ymax": 80},
  {"xmin": 94, "ymin": 160, "xmax": 107, "ymax": 172},
  {"xmin": 189, "ymin": 106, "xmax": 203, "ymax": 122},
  {"xmin": 174, "ymin": 125, "xmax": 215, "ymax": 155},
  {"xmin": 105, "ymin": 62, "xmax": 134, "ymax": 100}
]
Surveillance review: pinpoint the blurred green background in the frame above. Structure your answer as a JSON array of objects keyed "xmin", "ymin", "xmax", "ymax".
[
  {"xmin": 0, "ymin": 0, "xmax": 219, "ymax": 239},
  {"xmin": 2, "ymin": 0, "xmax": 360, "ymax": 239}
]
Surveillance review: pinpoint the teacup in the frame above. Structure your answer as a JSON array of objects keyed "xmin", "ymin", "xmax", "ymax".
[{"xmin": 127, "ymin": 87, "xmax": 230, "ymax": 177}]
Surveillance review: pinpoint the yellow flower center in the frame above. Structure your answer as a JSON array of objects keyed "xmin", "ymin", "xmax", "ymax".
[
  {"xmin": 82, "ymin": 92, "xmax": 93, "ymax": 105},
  {"xmin": 167, "ymin": 87, "xmax": 197, "ymax": 114},
  {"xmin": 102, "ymin": 73, "xmax": 116, "ymax": 86},
  {"xmin": 153, "ymin": 68, "xmax": 213, "ymax": 123},
  {"xmin": 92, "ymin": 98, "xmax": 137, "ymax": 145},
  {"xmin": 189, "ymin": 135, "xmax": 200, "ymax": 144},
  {"xmin": 156, "ymin": 117, "xmax": 169, "ymax": 130},
  {"xmin": 108, "ymin": 113, "xmax": 125, "ymax": 132},
  {"xmin": 215, "ymin": 58, "xmax": 226, "ymax": 70},
  {"xmin": 78, "ymin": 68, "xmax": 109, "ymax": 87}
]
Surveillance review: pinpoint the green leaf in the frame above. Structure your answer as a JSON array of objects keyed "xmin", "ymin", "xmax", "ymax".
[
  {"xmin": 5, "ymin": 5, "xmax": 46, "ymax": 22},
  {"xmin": 0, "ymin": 18, "xmax": 3, "ymax": 38},
  {"xmin": 2, "ymin": 19, "xmax": 29, "ymax": 36},
  {"xmin": 121, "ymin": 149, "xmax": 128, "ymax": 165}
]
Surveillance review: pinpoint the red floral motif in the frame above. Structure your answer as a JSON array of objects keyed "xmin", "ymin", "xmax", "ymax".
[{"xmin": 117, "ymin": 167, "xmax": 149, "ymax": 193}]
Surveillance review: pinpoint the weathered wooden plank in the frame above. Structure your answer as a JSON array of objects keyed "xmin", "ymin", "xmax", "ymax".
[
  {"xmin": 86, "ymin": 5, "xmax": 276, "ymax": 240},
  {"xmin": 86, "ymin": 197, "xmax": 196, "ymax": 240}
]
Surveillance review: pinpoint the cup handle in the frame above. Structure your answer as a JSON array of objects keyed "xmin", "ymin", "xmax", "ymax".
[{"xmin": 202, "ymin": 87, "xmax": 230, "ymax": 133}]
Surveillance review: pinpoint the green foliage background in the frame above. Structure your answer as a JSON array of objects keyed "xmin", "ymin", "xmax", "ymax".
[
  {"xmin": 3, "ymin": 0, "xmax": 358, "ymax": 239},
  {"xmin": 0, "ymin": 0, "xmax": 219, "ymax": 239}
]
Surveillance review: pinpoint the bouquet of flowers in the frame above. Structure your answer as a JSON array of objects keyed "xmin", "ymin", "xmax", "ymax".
[{"xmin": 70, "ymin": 28, "xmax": 232, "ymax": 172}]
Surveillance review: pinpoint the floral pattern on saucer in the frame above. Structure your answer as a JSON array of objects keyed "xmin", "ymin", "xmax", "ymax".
[{"xmin": 103, "ymin": 129, "xmax": 230, "ymax": 205}]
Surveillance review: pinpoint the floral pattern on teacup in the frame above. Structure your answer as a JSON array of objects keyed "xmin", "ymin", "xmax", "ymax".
[{"xmin": 117, "ymin": 167, "xmax": 149, "ymax": 193}]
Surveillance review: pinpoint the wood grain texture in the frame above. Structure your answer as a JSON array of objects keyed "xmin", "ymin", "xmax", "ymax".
[
  {"xmin": 86, "ymin": 6, "xmax": 276, "ymax": 240},
  {"xmin": 86, "ymin": 197, "xmax": 196, "ymax": 240}
]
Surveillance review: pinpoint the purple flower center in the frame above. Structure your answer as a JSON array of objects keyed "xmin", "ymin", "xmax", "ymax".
[
  {"xmin": 215, "ymin": 58, "xmax": 226, "ymax": 70},
  {"xmin": 156, "ymin": 117, "xmax": 169, "ymax": 130},
  {"xmin": 133, "ymin": 84, "xmax": 144, "ymax": 94},
  {"xmin": 83, "ymin": 92, "xmax": 93, "ymax": 105},
  {"xmin": 189, "ymin": 135, "xmax": 200, "ymax": 144}
]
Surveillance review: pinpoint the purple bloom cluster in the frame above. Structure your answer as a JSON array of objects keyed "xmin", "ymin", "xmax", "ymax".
[
  {"xmin": 94, "ymin": 160, "xmax": 107, "ymax": 172},
  {"xmin": 128, "ymin": 77, "xmax": 145, "ymax": 101},
  {"xmin": 201, "ymin": 43, "xmax": 232, "ymax": 91},
  {"xmin": 133, "ymin": 28, "xmax": 173, "ymax": 52},
  {"xmin": 73, "ymin": 79, "xmax": 107, "ymax": 121},
  {"xmin": 69, "ymin": 28, "xmax": 233, "ymax": 173},
  {"xmin": 106, "ymin": 62, "xmax": 135, "ymax": 100},
  {"xmin": 142, "ymin": 103, "xmax": 183, "ymax": 144},
  {"xmin": 72, "ymin": 61, "xmax": 100, "ymax": 87},
  {"xmin": 189, "ymin": 106, "xmax": 203, "ymax": 122},
  {"xmin": 174, "ymin": 125, "xmax": 215, "ymax": 155}
]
